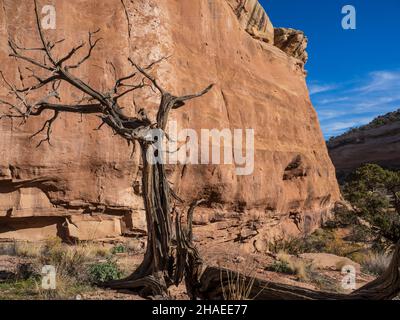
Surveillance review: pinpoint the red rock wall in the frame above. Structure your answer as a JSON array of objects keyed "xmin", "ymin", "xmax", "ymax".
[
  {"xmin": 328, "ymin": 121, "xmax": 400, "ymax": 179},
  {"xmin": 0, "ymin": 0, "xmax": 340, "ymax": 241}
]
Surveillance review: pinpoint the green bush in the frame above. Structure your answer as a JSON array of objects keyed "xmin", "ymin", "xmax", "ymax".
[
  {"xmin": 343, "ymin": 164, "xmax": 400, "ymax": 245},
  {"xmin": 88, "ymin": 259, "xmax": 123, "ymax": 283},
  {"xmin": 266, "ymin": 260, "xmax": 294, "ymax": 275},
  {"xmin": 347, "ymin": 224, "xmax": 374, "ymax": 243},
  {"xmin": 111, "ymin": 244, "xmax": 126, "ymax": 254}
]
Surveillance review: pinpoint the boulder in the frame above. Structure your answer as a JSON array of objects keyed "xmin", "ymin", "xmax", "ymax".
[{"xmin": 300, "ymin": 253, "xmax": 361, "ymax": 273}]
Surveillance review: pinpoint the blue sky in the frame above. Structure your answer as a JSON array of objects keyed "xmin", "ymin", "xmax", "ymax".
[{"xmin": 261, "ymin": 0, "xmax": 400, "ymax": 139}]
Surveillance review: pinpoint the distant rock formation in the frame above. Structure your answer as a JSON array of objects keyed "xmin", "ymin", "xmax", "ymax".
[
  {"xmin": 0, "ymin": 0, "xmax": 339, "ymax": 242},
  {"xmin": 328, "ymin": 109, "xmax": 400, "ymax": 180}
]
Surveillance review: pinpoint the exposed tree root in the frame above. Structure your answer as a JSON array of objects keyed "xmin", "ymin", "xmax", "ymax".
[
  {"xmin": 105, "ymin": 200, "xmax": 400, "ymax": 300},
  {"xmin": 105, "ymin": 274, "xmax": 167, "ymax": 298}
]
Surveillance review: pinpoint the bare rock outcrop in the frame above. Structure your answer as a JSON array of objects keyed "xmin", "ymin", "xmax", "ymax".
[
  {"xmin": 274, "ymin": 28, "xmax": 309, "ymax": 65},
  {"xmin": 0, "ymin": 0, "xmax": 339, "ymax": 242},
  {"xmin": 226, "ymin": 0, "xmax": 274, "ymax": 44}
]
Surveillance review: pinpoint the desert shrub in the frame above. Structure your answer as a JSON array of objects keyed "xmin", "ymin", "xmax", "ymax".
[
  {"xmin": 40, "ymin": 242, "xmax": 90, "ymax": 280},
  {"xmin": 267, "ymin": 230, "xmax": 344, "ymax": 256},
  {"xmin": 361, "ymin": 252, "xmax": 392, "ymax": 276},
  {"xmin": 88, "ymin": 259, "xmax": 123, "ymax": 283},
  {"xmin": 323, "ymin": 234, "xmax": 363, "ymax": 257},
  {"xmin": 343, "ymin": 164, "xmax": 400, "ymax": 244},
  {"xmin": 267, "ymin": 229, "xmax": 363, "ymax": 258},
  {"xmin": 267, "ymin": 237, "xmax": 306, "ymax": 255},
  {"xmin": 0, "ymin": 270, "xmax": 91, "ymax": 300},
  {"xmin": 0, "ymin": 278, "xmax": 38, "ymax": 300},
  {"xmin": 309, "ymin": 272, "xmax": 341, "ymax": 293},
  {"xmin": 301, "ymin": 229, "xmax": 335, "ymax": 253},
  {"xmin": 331, "ymin": 203, "xmax": 359, "ymax": 227},
  {"xmin": 221, "ymin": 269, "xmax": 257, "ymax": 300},
  {"xmin": 266, "ymin": 260, "xmax": 294, "ymax": 275},
  {"xmin": 266, "ymin": 253, "xmax": 311, "ymax": 281},
  {"xmin": 346, "ymin": 224, "xmax": 374, "ymax": 243},
  {"xmin": 111, "ymin": 244, "xmax": 126, "ymax": 254},
  {"xmin": 35, "ymin": 273, "xmax": 92, "ymax": 300},
  {"xmin": 13, "ymin": 241, "xmax": 42, "ymax": 258},
  {"xmin": 125, "ymin": 239, "xmax": 145, "ymax": 255},
  {"xmin": 92, "ymin": 246, "xmax": 111, "ymax": 258},
  {"xmin": 1, "ymin": 239, "xmax": 120, "ymax": 299},
  {"xmin": 37, "ymin": 238, "xmax": 109, "ymax": 282}
]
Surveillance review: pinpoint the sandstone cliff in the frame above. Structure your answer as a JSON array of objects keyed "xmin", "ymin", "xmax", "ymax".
[
  {"xmin": 328, "ymin": 109, "xmax": 400, "ymax": 180},
  {"xmin": 0, "ymin": 0, "xmax": 340, "ymax": 243}
]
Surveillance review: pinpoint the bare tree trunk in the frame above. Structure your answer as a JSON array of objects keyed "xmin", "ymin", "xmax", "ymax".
[{"xmin": 104, "ymin": 143, "xmax": 176, "ymax": 296}]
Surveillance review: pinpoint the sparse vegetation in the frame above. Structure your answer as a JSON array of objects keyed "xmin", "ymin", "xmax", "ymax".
[
  {"xmin": 111, "ymin": 244, "xmax": 127, "ymax": 255},
  {"xmin": 0, "ymin": 278, "xmax": 39, "ymax": 300},
  {"xmin": 39, "ymin": 238, "xmax": 92, "ymax": 281},
  {"xmin": 266, "ymin": 260, "xmax": 294, "ymax": 275},
  {"xmin": 267, "ymin": 237, "xmax": 305, "ymax": 255},
  {"xmin": 343, "ymin": 164, "xmax": 400, "ymax": 246},
  {"xmin": 88, "ymin": 259, "xmax": 123, "ymax": 283},
  {"xmin": 361, "ymin": 252, "xmax": 392, "ymax": 276},
  {"xmin": 309, "ymin": 272, "xmax": 342, "ymax": 293},
  {"xmin": 267, "ymin": 229, "xmax": 363, "ymax": 258},
  {"xmin": 13, "ymin": 241, "xmax": 42, "ymax": 258},
  {"xmin": 0, "ymin": 238, "xmax": 135, "ymax": 299},
  {"xmin": 266, "ymin": 252, "xmax": 312, "ymax": 282},
  {"xmin": 221, "ymin": 269, "xmax": 256, "ymax": 300}
]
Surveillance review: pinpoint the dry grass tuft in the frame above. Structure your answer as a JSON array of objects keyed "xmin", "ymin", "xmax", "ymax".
[
  {"xmin": 361, "ymin": 252, "xmax": 392, "ymax": 276},
  {"xmin": 221, "ymin": 269, "xmax": 256, "ymax": 300},
  {"xmin": 13, "ymin": 241, "xmax": 42, "ymax": 258},
  {"xmin": 266, "ymin": 252, "xmax": 313, "ymax": 282}
]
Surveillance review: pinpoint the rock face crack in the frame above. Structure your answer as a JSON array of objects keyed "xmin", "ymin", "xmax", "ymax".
[{"xmin": 120, "ymin": 0, "xmax": 132, "ymax": 38}]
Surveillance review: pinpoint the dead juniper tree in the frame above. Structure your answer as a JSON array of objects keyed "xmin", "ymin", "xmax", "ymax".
[
  {"xmin": 1, "ymin": 1, "xmax": 400, "ymax": 300},
  {"xmin": 0, "ymin": 0, "xmax": 212, "ymax": 297}
]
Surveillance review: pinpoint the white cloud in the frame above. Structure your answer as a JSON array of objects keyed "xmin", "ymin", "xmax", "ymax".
[
  {"xmin": 310, "ymin": 70, "xmax": 400, "ymax": 139},
  {"xmin": 323, "ymin": 117, "xmax": 374, "ymax": 137},
  {"xmin": 317, "ymin": 97, "xmax": 350, "ymax": 105},
  {"xmin": 355, "ymin": 71, "xmax": 400, "ymax": 93},
  {"xmin": 308, "ymin": 83, "xmax": 337, "ymax": 95}
]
